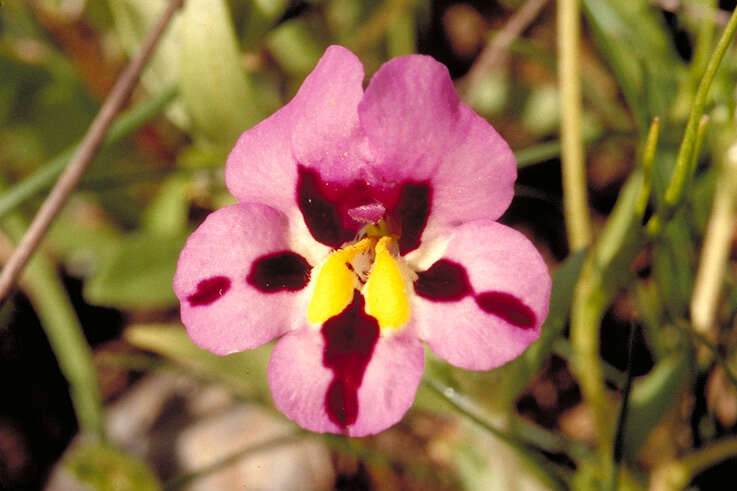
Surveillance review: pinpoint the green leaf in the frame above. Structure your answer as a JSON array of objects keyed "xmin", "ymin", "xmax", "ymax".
[
  {"xmin": 84, "ymin": 232, "xmax": 186, "ymax": 309},
  {"xmin": 582, "ymin": 0, "xmax": 683, "ymax": 131},
  {"xmin": 46, "ymin": 205, "xmax": 123, "ymax": 277},
  {"xmin": 652, "ymin": 217, "xmax": 694, "ymax": 318},
  {"xmin": 266, "ymin": 20, "xmax": 327, "ymax": 78},
  {"xmin": 1, "ymin": 210, "xmax": 104, "ymax": 440},
  {"xmin": 125, "ymin": 323, "xmax": 271, "ymax": 399},
  {"xmin": 141, "ymin": 176, "xmax": 190, "ymax": 236},
  {"xmin": 108, "ymin": 0, "xmax": 190, "ymax": 130},
  {"xmin": 178, "ymin": 0, "xmax": 269, "ymax": 145},
  {"xmin": 64, "ymin": 442, "xmax": 161, "ymax": 491},
  {"xmin": 622, "ymin": 352, "xmax": 692, "ymax": 458},
  {"xmin": 240, "ymin": 0, "xmax": 291, "ymax": 47}
]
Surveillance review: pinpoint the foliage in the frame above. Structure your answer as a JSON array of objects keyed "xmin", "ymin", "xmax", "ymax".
[{"xmin": 2, "ymin": 0, "xmax": 737, "ymax": 489}]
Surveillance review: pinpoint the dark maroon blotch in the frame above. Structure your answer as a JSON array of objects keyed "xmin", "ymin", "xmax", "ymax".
[
  {"xmin": 395, "ymin": 183, "xmax": 431, "ymax": 255},
  {"xmin": 296, "ymin": 166, "xmax": 355, "ymax": 247},
  {"xmin": 296, "ymin": 166, "xmax": 433, "ymax": 253},
  {"xmin": 475, "ymin": 291, "xmax": 536, "ymax": 329},
  {"xmin": 321, "ymin": 291, "xmax": 380, "ymax": 427},
  {"xmin": 187, "ymin": 276, "xmax": 231, "ymax": 307},
  {"xmin": 414, "ymin": 259, "xmax": 472, "ymax": 301},
  {"xmin": 247, "ymin": 251, "xmax": 312, "ymax": 292},
  {"xmin": 325, "ymin": 380, "xmax": 358, "ymax": 429}
]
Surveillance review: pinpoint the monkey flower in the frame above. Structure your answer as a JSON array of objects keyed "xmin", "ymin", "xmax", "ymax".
[{"xmin": 174, "ymin": 46, "xmax": 551, "ymax": 436}]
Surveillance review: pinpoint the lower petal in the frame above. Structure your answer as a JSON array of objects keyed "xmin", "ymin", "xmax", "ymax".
[
  {"xmin": 351, "ymin": 332, "xmax": 424, "ymax": 436},
  {"xmin": 414, "ymin": 221, "xmax": 551, "ymax": 370},
  {"xmin": 268, "ymin": 327, "xmax": 424, "ymax": 436},
  {"xmin": 174, "ymin": 204, "xmax": 312, "ymax": 355}
]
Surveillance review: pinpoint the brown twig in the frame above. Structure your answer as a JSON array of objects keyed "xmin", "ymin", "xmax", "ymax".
[
  {"xmin": 0, "ymin": 0, "xmax": 185, "ymax": 302},
  {"xmin": 458, "ymin": 0, "xmax": 548, "ymax": 94}
]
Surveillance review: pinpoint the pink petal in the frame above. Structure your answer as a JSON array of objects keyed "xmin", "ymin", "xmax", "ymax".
[
  {"xmin": 268, "ymin": 328, "xmax": 340, "ymax": 434},
  {"xmin": 268, "ymin": 327, "xmax": 424, "ymax": 436},
  {"xmin": 174, "ymin": 204, "xmax": 312, "ymax": 355},
  {"xmin": 290, "ymin": 47, "xmax": 369, "ymax": 183},
  {"xmin": 359, "ymin": 55, "xmax": 517, "ymax": 243},
  {"xmin": 413, "ymin": 221, "xmax": 551, "ymax": 370},
  {"xmin": 350, "ymin": 332, "xmax": 424, "ymax": 436},
  {"xmin": 225, "ymin": 46, "xmax": 366, "ymax": 214}
]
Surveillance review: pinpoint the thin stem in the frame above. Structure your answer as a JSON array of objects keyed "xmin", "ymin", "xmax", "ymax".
[
  {"xmin": 647, "ymin": 115, "xmax": 709, "ymax": 236},
  {"xmin": 558, "ymin": 0, "xmax": 592, "ymax": 251},
  {"xmin": 422, "ymin": 377, "xmax": 565, "ymax": 491},
  {"xmin": 635, "ymin": 117, "xmax": 660, "ymax": 218},
  {"xmin": 0, "ymin": 0, "xmax": 184, "ymax": 302},
  {"xmin": 0, "ymin": 85, "xmax": 177, "ymax": 220},
  {"xmin": 662, "ymin": 6, "xmax": 737, "ymax": 211},
  {"xmin": 1, "ymin": 214, "xmax": 104, "ymax": 440},
  {"xmin": 651, "ymin": 437, "xmax": 737, "ymax": 491},
  {"xmin": 608, "ymin": 324, "xmax": 636, "ymax": 491},
  {"xmin": 459, "ymin": 0, "xmax": 548, "ymax": 94}
]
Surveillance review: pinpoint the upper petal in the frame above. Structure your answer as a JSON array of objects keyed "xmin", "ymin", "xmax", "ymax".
[
  {"xmin": 174, "ymin": 204, "xmax": 314, "ymax": 354},
  {"xmin": 359, "ymin": 55, "xmax": 517, "ymax": 243},
  {"xmin": 413, "ymin": 221, "xmax": 551, "ymax": 370},
  {"xmin": 225, "ymin": 46, "xmax": 366, "ymax": 214},
  {"xmin": 290, "ymin": 47, "xmax": 369, "ymax": 183}
]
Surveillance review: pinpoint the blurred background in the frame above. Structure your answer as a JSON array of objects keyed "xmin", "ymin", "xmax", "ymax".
[{"xmin": 2, "ymin": 0, "xmax": 737, "ymax": 489}]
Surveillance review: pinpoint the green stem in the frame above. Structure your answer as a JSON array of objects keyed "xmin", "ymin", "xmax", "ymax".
[
  {"xmin": 1, "ymin": 213, "xmax": 104, "ymax": 440},
  {"xmin": 0, "ymin": 85, "xmax": 178, "ymax": 219},
  {"xmin": 691, "ymin": 328, "xmax": 737, "ymax": 389},
  {"xmin": 635, "ymin": 117, "xmax": 660, "ymax": 218},
  {"xmin": 652, "ymin": 437, "xmax": 737, "ymax": 491},
  {"xmin": 662, "ymin": 6, "xmax": 737, "ymax": 210},
  {"xmin": 647, "ymin": 115, "xmax": 708, "ymax": 236},
  {"xmin": 691, "ymin": 0, "xmax": 718, "ymax": 89},
  {"xmin": 422, "ymin": 377, "xmax": 565, "ymax": 491},
  {"xmin": 558, "ymin": 0, "xmax": 592, "ymax": 251}
]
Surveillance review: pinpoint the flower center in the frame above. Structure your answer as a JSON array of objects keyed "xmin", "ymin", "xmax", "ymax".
[{"xmin": 307, "ymin": 230, "xmax": 410, "ymax": 331}]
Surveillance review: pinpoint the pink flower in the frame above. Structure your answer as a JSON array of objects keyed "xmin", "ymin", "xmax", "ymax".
[{"xmin": 174, "ymin": 46, "xmax": 551, "ymax": 436}]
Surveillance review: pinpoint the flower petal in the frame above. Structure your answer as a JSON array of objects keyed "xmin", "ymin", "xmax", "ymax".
[
  {"xmin": 413, "ymin": 221, "xmax": 550, "ymax": 370},
  {"xmin": 360, "ymin": 55, "xmax": 517, "ymax": 246},
  {"xmin": 290, "ymin": 48, "xmax": 368, "ymax": 184},
  {"xmin": 225, "ymin": 46, "xmax": 365, "ymax": 215},
  {"xmin": 268, "ymin": 324, "xmax": 424, "ymax": 437},
  {"xmin": 350, "ymin": 332, "xmax": 424, "ymax": 436},
  {"xmin": 174, "ymin": 204, "xmax": 312, "ymax": 355},
  {"xmin": 268, "ymin": 327, "xmax": 340, "ymax": 434}
]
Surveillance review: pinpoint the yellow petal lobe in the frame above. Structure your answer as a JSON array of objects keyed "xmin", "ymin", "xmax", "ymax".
[
  {"xmin": 364, "ymin": 236, "xmax": 410, "ymax": 330},
  {"xmin": 307, "ymin": 238, "xmax": 374, "ymax": 324}
]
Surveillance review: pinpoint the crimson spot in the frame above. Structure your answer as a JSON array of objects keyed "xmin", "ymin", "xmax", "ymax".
[
  {"xmin": 247, "ymin": 251, "xmax": 311, "ymax": 292},
  {"xmin": 414, "ymin": 259, "xmax": 471, "ymax": 301},
  {"xmin": 187, "ymin": 276, "xmax": 231, "ymax": 306},
  {"xmin": 475, "ymin": 291, "xmax": 536, "ymax": 329}
]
